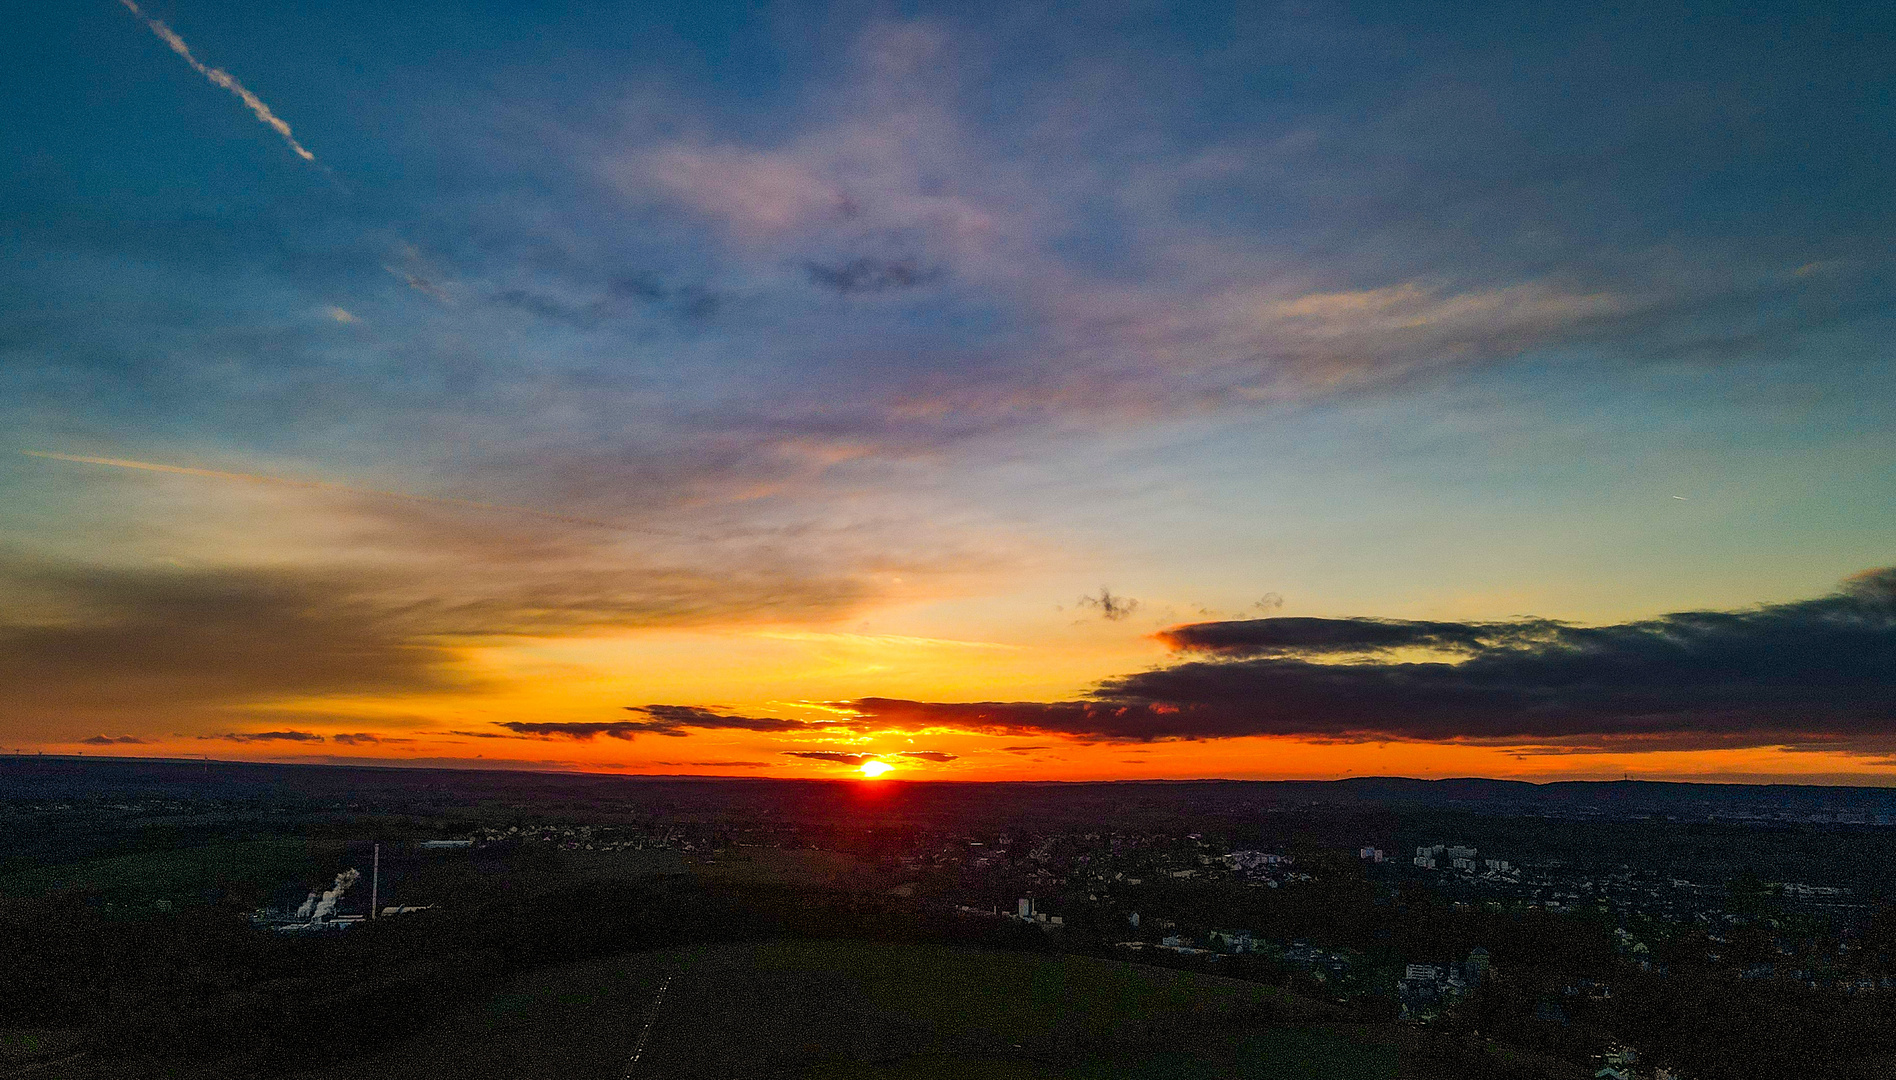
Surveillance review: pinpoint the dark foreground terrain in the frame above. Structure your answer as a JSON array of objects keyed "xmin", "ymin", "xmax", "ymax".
[
  {"xmin": 4, "ymin": 757, "xmax": 1894, "ymax": 1079},
  {"xmin": 311, "ymin": 940, "xmax": 1401, "ymax": 1080}
]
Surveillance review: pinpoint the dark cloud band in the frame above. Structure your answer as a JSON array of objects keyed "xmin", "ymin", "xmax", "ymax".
[
  {"xmin": 782, "ymin": 751, "xmax": 878, "ymax": 764},
  {"xmin": 847, "ymin": 569, "xmax": 1896, "ymax": 754},
  {"xmin": 896, "ymin": 750, "xmax": 957, "ymax": 762},
  {"xmin": 493, "ymin": 706, "xmax": 828, "ymax": 741},
  {"xmin": 1155, "ymin": 616, "xmax": 1564, "ymax": 656}
]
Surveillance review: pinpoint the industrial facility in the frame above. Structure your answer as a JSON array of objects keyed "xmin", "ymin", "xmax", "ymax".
[{"xmin": 251, "ymin": 842, "xmax": 436, "ymax": 931}]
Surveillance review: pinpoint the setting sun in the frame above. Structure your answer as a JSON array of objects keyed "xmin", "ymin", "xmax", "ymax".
[{"xmin": 859, "ymin": 760, "xmax": 892, "ymax": 778}]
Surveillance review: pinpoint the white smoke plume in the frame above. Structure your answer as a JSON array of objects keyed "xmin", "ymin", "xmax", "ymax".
[
  {"xmin": 297, "ymin": 868, "xmax": 361, "ymax": 922},
  {"xmin": 117, "ymin": 0, "xmax": 316, "ymax": 162}
]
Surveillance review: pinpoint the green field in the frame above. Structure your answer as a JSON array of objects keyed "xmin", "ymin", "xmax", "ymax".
[
  {"xmin": 0, "ymin": 837, "xmax": 341, "ymax": 904},
  {"xmin": 316, "ymin": 940, "xmax": 1405, "ymax": 1080}
]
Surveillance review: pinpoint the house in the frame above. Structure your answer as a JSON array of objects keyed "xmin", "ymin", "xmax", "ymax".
[{"xmin": 1210, "ymin": 930, "xmax": 1256, "ymax": 953}]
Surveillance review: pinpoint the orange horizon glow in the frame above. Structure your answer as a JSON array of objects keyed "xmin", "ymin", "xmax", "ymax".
[
  {"xmin": 15, "ymin": 550, "xmax": 1895, "ymax": 788},
  {"xmin": 33, "ymin": 731, "xmax": 1896, "ymax": 788}
]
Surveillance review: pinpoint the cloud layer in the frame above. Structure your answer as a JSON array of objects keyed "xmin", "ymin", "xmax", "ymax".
[
  {"xmin": 0, "ymin": 552, "xmax": 466, "ymax": 728},
  {"xmin": 844, "ymin": 570, "xmax": 1896, "ymax": 755}
]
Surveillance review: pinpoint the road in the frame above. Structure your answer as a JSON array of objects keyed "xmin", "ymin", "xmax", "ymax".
[{"xmin": 622, "ymin": 969, "xmax": 679, "ymax": 1079}]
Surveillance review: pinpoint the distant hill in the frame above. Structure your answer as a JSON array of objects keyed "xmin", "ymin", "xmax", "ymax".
[{"xmin": 5, "ymin": 756, "xmax": 1893, "ymax": 826}]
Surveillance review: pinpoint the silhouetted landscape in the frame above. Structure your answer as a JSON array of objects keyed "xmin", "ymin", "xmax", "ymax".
[{"xmin": 5, "ymin": 757, "xmax": 1895, "ymax": 1078}]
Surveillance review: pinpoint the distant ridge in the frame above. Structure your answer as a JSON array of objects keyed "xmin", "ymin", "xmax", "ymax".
[{"xmin": 4, "ymin": 756, "xmax": 1893, "ymax": 823}]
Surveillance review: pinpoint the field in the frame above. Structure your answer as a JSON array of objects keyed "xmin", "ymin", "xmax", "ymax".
[
  {"xmin": 0, "ymin": 836, "xmax": 342, "ymax": 905},
  {"xmin": 316, "ymin": 940, "xmax": 1406, "ymax": 1080}
]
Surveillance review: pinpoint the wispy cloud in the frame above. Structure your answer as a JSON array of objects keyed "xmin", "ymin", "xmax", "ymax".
[
  {"xmin": 23, "ymin": 451, "xmax": 633, "ymax": 532},
  {"xmin": 80, "ymin": 734, "xmax": 149, "ymax": 745},
  {"xmin": 590, "ymin": 13, "xmax": 1886, "ymax": 442},
  {"xmin": 117, "ymin": 0, "xmax": 315, "ymax": 163},
  {"xmin": 201, "ymin": 730, "xmax": 326, "ymax": 743}
]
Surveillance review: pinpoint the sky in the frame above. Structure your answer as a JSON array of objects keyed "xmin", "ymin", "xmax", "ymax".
[{"xmin": 2, "ymin": 0, "xmax": 1892, "ymax": 783}]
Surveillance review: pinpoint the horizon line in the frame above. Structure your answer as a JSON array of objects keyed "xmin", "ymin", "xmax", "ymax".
[{"xmin": 8, "ymin": 753, "xmax": 1896, "ymax": 791}]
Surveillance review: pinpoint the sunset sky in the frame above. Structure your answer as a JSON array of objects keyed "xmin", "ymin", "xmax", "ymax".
[{"xmin": 3, "ymin": 0, "xmax": 1892, "ymax": 782}]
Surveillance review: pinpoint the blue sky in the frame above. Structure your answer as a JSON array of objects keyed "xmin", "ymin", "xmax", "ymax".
[{"xmin": 1, "ymin": 0, "xmax": 1892, "ymax": 779}]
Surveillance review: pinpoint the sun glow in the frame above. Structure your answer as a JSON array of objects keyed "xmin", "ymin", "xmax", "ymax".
[{"xmin": 859, "ymin": 759, "xmax": 892, "ymax": 778}]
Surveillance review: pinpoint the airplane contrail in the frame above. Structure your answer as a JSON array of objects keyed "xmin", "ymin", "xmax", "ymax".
[
  {"xmin": 24, "ymin": 451, "xmax": 643, "ymax": 532},
  {"xmin": 117, "ymin": 0, "xmax": 317, "ymax": 163}
]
